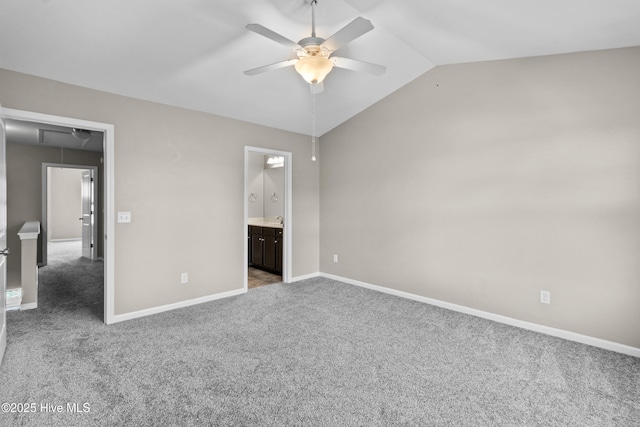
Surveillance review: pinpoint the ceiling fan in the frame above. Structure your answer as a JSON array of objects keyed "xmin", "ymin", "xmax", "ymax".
[{"xmin": 244, "ymin": 0, "xmax": 386, "ymax": 90}]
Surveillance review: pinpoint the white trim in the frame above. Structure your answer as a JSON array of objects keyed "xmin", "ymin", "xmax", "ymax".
[
  {"xmin": 104, "ymin": 122, "xmax": 115, "ymax": 325},
  {"xmin": 109, "ymin": 288, "xmax": 247, "ymax": 324},
  {"xmin": 321, "ymin": 273, "xmax": 640, "ymax": 358},
  {"xmin": 17, "ymin": 221, "xmax": 40, "ymax": 240},
  {"xmin": 20, "ymin": 302, "xmax": 37, "ymax": 310},
  {"xmin": 0, "ymin": 323, "xmax": 5, "ymax": 366},
  {"xmin": 1, "ymin": 108, "xmax": 5, "ymax": 367},
  {"xmin": 1, "ymin": 108, "xmax": 115, "ymax": 326},
  {"xmin": 290, "ymin": 272, "xmax": 320, "ymax": 282},
  {"xmin": 50, "ymin": 238, "xmax": 82, "ymax": 242},
  {"xmin": 244, "ymin": 147, "xmax": 293, "ymax": 289}
]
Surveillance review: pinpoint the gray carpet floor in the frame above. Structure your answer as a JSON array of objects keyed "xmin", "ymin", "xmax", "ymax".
[{"xmin": 1, "ymin": 242, "xmax": 639, "ymax": 426}]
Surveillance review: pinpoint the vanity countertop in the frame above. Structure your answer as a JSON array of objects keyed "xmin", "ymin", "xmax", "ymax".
[{"xmin": 248, "ymin": 218, "xmax": 283, "ymax": 229}]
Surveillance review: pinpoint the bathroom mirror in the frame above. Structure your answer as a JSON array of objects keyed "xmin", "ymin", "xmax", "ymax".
[{"xmin": 248, "ymin": 153, "xmax": 284, "ymax": 220}]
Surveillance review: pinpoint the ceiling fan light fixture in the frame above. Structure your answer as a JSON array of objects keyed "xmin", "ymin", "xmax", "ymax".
[{"xmin": 295, "ymin": 54, "xmax": 333, "ymax": 85}]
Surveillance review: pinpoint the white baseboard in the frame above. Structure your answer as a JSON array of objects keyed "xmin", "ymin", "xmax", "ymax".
[
  {"xmin": 320, "ymin": 273, "xmax": 640, "ymax": 358},
  {"xmin": 109, "ymin": 273, "xmax": 321, "ymax": 324},
  {"xmin": 108, "ymin": 288, "xmax": 247, "ymax": 324},
  {"xmin": 50, "ymin": 238, "xmax": 82, "ymax": 242},
  {"xmin": 289, "ymin": 272, "xmax": 320, "ymax": 283},
  {"xmin": 20, "ymin": 302, "xmax": 37, "ymax": 310}
]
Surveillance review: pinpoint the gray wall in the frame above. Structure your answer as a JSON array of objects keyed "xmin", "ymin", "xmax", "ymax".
[
  {"xmin": 247, "ymin": 153, "xmax": 264, "ymax": 218},
  {"xmin": 3, "ymin": 47, "xmax": 638, "ymax": 349},
  {"xmin": 6, "ymin": 142, "xmax": 103, "ymax": 284},
  {"xmin": 320, "ymin": 47, "xmax": 640, "ymax": 349},
  {"xmin": 0, "ymin": 68, "xmax": 320, "ymax": 316},
  {"xmin": 263, "ymin": 166, "xmax": 284, "ymax": 219}
]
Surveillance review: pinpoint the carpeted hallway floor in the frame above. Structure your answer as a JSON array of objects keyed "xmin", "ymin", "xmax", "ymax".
[{"xmin": 1, "ymin": 242, "xmax": 639, "ymax": 426}]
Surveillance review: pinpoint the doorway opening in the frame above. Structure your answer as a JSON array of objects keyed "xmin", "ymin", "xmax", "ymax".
[
  {"xmin": 244, "ymin": 147, "xmax": 292, "ymax": 290},
  {"xmin": 2, "ymin": 108, "xmax": 115, "ymax": 324},
  {"xmin": 42, "ymin": 164, "xmax": 99, "ymax": 264}
]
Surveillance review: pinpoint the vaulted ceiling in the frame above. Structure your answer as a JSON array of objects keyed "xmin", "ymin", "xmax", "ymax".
[{"xmin": 1, "ymin": 0, "xmax": 639, "ymax": 136}]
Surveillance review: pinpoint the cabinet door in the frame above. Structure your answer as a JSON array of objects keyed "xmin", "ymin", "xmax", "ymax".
[
  {"xmin": 263, "ymin": 235, "xmax": 276, "ymax": 270},
  {"xmin": 275, "ymin": 237, "xmax": 282, "ymax": 274},
  {"xmin": 251, "ymin": 234, "xmax": 264, "ymax": 266},
  {"xmin": 248, "ymin": 227, "xmax": 251, "ymax": 264}
]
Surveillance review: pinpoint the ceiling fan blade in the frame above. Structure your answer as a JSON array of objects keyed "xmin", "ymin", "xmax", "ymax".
[
  {"xmin": 322, "ymin": 17, "xmax": 374, "ymax": 52},
  {"xmin": 332, "ymin": 57, "xmax": 386, "ymax": 75},
  {"xmin": 244, "ymin": 59, "xmax": 298, "ymax": 76},
  {"xmin": 246, "ymin": 24, "xmax": 300, "ymax": 49},
  {"xmin": 310, "ymin": 82, "xmax": 324, "ymax": 94}
]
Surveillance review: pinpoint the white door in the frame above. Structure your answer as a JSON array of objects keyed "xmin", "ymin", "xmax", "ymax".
[
  {"xmin": 81, "ymin": 169, "xmax": 94, "ymax": 259},
  {"xmin": 0, "ymin": 111, "xmax": 8, "ymax": 364}
]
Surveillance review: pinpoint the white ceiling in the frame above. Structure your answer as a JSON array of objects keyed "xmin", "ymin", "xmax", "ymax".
[{"xmin": 1, "ymin": 0, "xmax": 639, "ymax": 137}]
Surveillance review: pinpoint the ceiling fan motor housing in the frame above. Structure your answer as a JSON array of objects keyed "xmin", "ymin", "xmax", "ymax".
[{"xmin": 298, "ymin": 36, "xmax": 326, "ymax": 49}]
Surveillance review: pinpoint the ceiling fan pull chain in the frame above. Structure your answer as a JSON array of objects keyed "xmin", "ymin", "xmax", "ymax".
[
  {"xmin": 311, "ymin": 88, "xmax": 317, "ymax": 162},
  {"xmin": 312, "ymin": 137, "xmax": 317, "ymax": 162}
]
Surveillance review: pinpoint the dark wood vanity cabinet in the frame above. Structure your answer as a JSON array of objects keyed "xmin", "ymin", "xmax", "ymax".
[{"xmin": 249, "ymin": 226, "xmax": 283, "ymax": 275}]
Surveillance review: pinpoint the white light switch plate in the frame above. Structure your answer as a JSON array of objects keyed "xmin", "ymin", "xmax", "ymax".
[{"xmin": 117, "ymin": 212, "xmax": 131, "ymax": 223}]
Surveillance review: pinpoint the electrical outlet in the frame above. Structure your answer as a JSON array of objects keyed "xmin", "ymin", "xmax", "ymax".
[
  {"xmin": 117, "ymin": 211, "xmax": 131, "ymax": 223},
  {"xmin": 181, "ymin": 273, "xmax": 188, "ymax": 284},
  {"xmin": 333, "ymin": 254, "xmax": 338, "ymax": 263},
  {"xmin": 540, "ymin": 290, "xmax": 551, "ymax": 304}
]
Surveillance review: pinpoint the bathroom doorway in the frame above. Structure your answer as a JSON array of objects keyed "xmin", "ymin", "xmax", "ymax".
[{"xmin": 244, "ymin": 147, "xmax": 292, "ymax": 290}]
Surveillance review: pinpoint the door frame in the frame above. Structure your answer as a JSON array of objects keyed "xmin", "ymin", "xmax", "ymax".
[
  {"xmin": 1, "ymin": 107, "xmax": 115, "ymax": 325},
  {"xmin": 0, "ymin": 106, "xmax": 7, "ymax": 365},
  {"xmin": 244, "ymin": 146, "xmax": 292, "ymax": 288},
  {"xmin": 41, "ymin": 164, "xmax": 99, "ymax": 264},
  {"xmin": 81, "ymin": 168, "xmax": 96, "ymax": 260}
]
